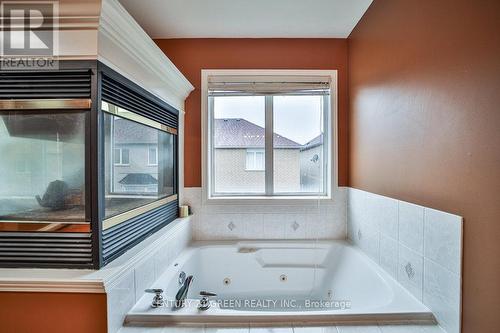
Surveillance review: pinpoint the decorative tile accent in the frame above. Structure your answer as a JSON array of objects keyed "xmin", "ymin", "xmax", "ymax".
[
  {"xmin": 398, "ymin": 244, "xmax": 423, "ymax": 301},
  {"xmin": 405, "ymin": 262, "xmax": 415, "ymax": 280},
  {"xmin": 285, "ymin": 215, "xmax": 307, "ymax": 239}
]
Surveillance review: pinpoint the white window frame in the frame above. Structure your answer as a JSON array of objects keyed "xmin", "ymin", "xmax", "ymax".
[
  {"xmin": 148, "ymin": 146, "xmax": 158, "ymax": 166},
  {"xmin": 201, "ymin": 69, "xmax": 338, "ymax": 203},
  {"xmin": 245, "ymin": 148, "xmax": 265, "ymax": 171},
  {"xmin": 114, "ymin": 147, "xmax": 130, "ymax": 166}
]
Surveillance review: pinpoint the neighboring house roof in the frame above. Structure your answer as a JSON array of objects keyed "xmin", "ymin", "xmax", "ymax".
[
  {"xmin": 114, "ymin": 118, "xmax": 157, "ymax": 144},
  {"xmin": 214, "ymin": 118, "xmax": 301, "ymax": 148},
  {"xmin": 119, "ymin": 173, "xmax": 158, "ymax": 185},
  {"xmin": 301, "ymin": 134, "xmax": 324, "ymax": 151}
]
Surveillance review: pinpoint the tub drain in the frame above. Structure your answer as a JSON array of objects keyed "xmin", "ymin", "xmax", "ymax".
[
  {"xmin": 280, "ymin": 274, "xmax": 287, "ymax": 282},
  {"xmin": 223, "ymin": 277, "xmax": 231, "ymax": 285}
]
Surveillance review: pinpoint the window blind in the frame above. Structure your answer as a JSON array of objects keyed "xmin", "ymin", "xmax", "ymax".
[{"xmin": 208, "ymin": 75, "xmax": 331, "ymax": 96}]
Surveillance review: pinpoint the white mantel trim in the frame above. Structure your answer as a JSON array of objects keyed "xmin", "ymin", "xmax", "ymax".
[{"xmin": 0, "ymin": 280, "xmax": 105, "ymax": 294}]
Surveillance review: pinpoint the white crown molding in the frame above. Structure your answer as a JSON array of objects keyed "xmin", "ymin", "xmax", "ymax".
[
  {"xmin": 98, "ymin": 0, "xmax": 194, "ymax": 111},
  {"xmin": 0, "ymin": 0, "xmax": 194, "ymax": 111}
]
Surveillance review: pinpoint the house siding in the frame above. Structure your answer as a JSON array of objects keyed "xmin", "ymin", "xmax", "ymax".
[{"xmin": 214, "ymin": 148, "xmax": 300, "ymax": 193}]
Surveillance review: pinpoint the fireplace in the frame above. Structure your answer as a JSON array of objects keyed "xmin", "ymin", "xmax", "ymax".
[{"xmin": 0, "ymin": 61, "xmax": 179, "ymax": 268}]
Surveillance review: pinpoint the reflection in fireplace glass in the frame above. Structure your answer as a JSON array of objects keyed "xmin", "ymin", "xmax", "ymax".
[
  {"xmin": 103, "ymin": 112, "xmax": 175, "ymax": 219},
  {"xmin": 0, "ymin": 110, "xmax": 87, "ymax": 231}
]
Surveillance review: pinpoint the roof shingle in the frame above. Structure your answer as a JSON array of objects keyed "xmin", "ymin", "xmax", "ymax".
[{"xmin": 214, "ymin": 118, "xmax": 301, "ymax": 148}]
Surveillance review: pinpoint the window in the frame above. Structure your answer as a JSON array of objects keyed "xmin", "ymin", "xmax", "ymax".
[
  {"xmin": 114, "ymin": 148, "xmax": 130, "ymax": 165},
  {"xmin": 211, "ymin": 96, "xmax": 266, "ymax": 193},
  {"xmin": 103, "ymin": 102, "xmax": 176, "ymax": 221},
  {"xmin": 246, "ymin": 149, "xmax": 265, "ymax": 171},
  {"xmin": 205, "ymin": 71, "xmax": 333, "ymax": 198},
  {"xmin": 148, "ymin": 146, "xmax": 158, "ymax": 166}
]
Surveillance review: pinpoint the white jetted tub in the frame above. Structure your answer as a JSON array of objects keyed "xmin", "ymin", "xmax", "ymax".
[{"xmin": 125, "ymin": 241, "xmax": 435, "ymax": 326}]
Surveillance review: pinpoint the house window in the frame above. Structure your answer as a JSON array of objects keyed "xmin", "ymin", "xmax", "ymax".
[
  {"xmin": 205, "ymin": 71, "xmax": 334, "ymax": 198},
  {"xmin": 148, "ymin": 146, "xmax": 158, "ymax": 166},
  {"xmin": 113, "ymin": 148, "xmax": 130, "ymax": 165},
  {"xmin": 246, "ymin": 149, "xmax": 265, "ymax": 171}
]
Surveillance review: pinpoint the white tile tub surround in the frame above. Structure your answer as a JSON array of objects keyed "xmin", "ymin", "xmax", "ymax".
[
  {"xmin": 399, "ymin": 202, "xmax": 424, "ymax": 254},
  {"xmin": 337, "ymin": 326, "xmax": 381, "ymax": 333},
  {"xmin": 0, "ymin": 217, "xmax": 193, "ymax": 333},
  {"xmin": 107, "ymin": 217, "xmax": 193, "ymax": 333},
  {"xmin": 183, "ymin": 187, "xmax": 347, "ymax": 241},
  {"xmin": 347, "ymin": 188, "xmax": 463, "ymax": 333}
]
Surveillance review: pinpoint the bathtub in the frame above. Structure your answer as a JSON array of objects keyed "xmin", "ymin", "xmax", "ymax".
[{"xmin": 125, "ymin": 240, "xmax": 435, "ymax": 327}]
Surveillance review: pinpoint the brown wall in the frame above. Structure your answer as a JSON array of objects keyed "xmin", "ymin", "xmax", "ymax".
[
  {"xmin": 0, "ymin": 292, "xmax": 107, "ymax": 333},
  {"xmin": 348, "ymin": 1, "xmax": 500, "ymax": 332},
  {"xmin": 155, "ymin": 38, "xmax": 349, "ymax": 187}
]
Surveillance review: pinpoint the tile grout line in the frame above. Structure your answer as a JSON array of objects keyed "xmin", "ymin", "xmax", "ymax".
[
  {"xmin": 396, "ymin": 200, "xmax": 401, "ymax": 282},
  {"xmin": 422, "ymin": 208, "xmax": 427, "ymax": 302}
]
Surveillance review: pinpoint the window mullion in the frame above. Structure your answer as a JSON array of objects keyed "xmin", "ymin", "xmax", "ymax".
[
  {"xmin": 265, "ymin": 95, "xmax": 274, "ymax": 195},
  {"xmin": 323, "ymin": 94, "xmax": 329, "ymax": 195}
]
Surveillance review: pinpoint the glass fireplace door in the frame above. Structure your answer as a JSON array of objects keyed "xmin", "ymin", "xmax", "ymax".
[
  {"xmin": 0, "ymin": 105, "xmax": 90, "ymax": 233},
  {"xmin": 102, "ymin": 101, "xmax": 177, "ymax": 229}
]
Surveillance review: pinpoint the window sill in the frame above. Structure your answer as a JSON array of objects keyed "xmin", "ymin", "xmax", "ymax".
[{"xmin": 204, "ymin": 194, "xmax": 333, "ymax": 206}]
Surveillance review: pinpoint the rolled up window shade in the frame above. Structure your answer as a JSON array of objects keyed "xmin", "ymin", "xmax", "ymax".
[{"xmin": 208, "ymin": 75, "xmax": 331, "ymax": 96}]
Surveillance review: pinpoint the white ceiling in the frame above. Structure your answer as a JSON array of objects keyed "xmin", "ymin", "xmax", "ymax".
[{"xmin": 118, "ymin": 0, "xmax": 373, "ymax": 39}]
